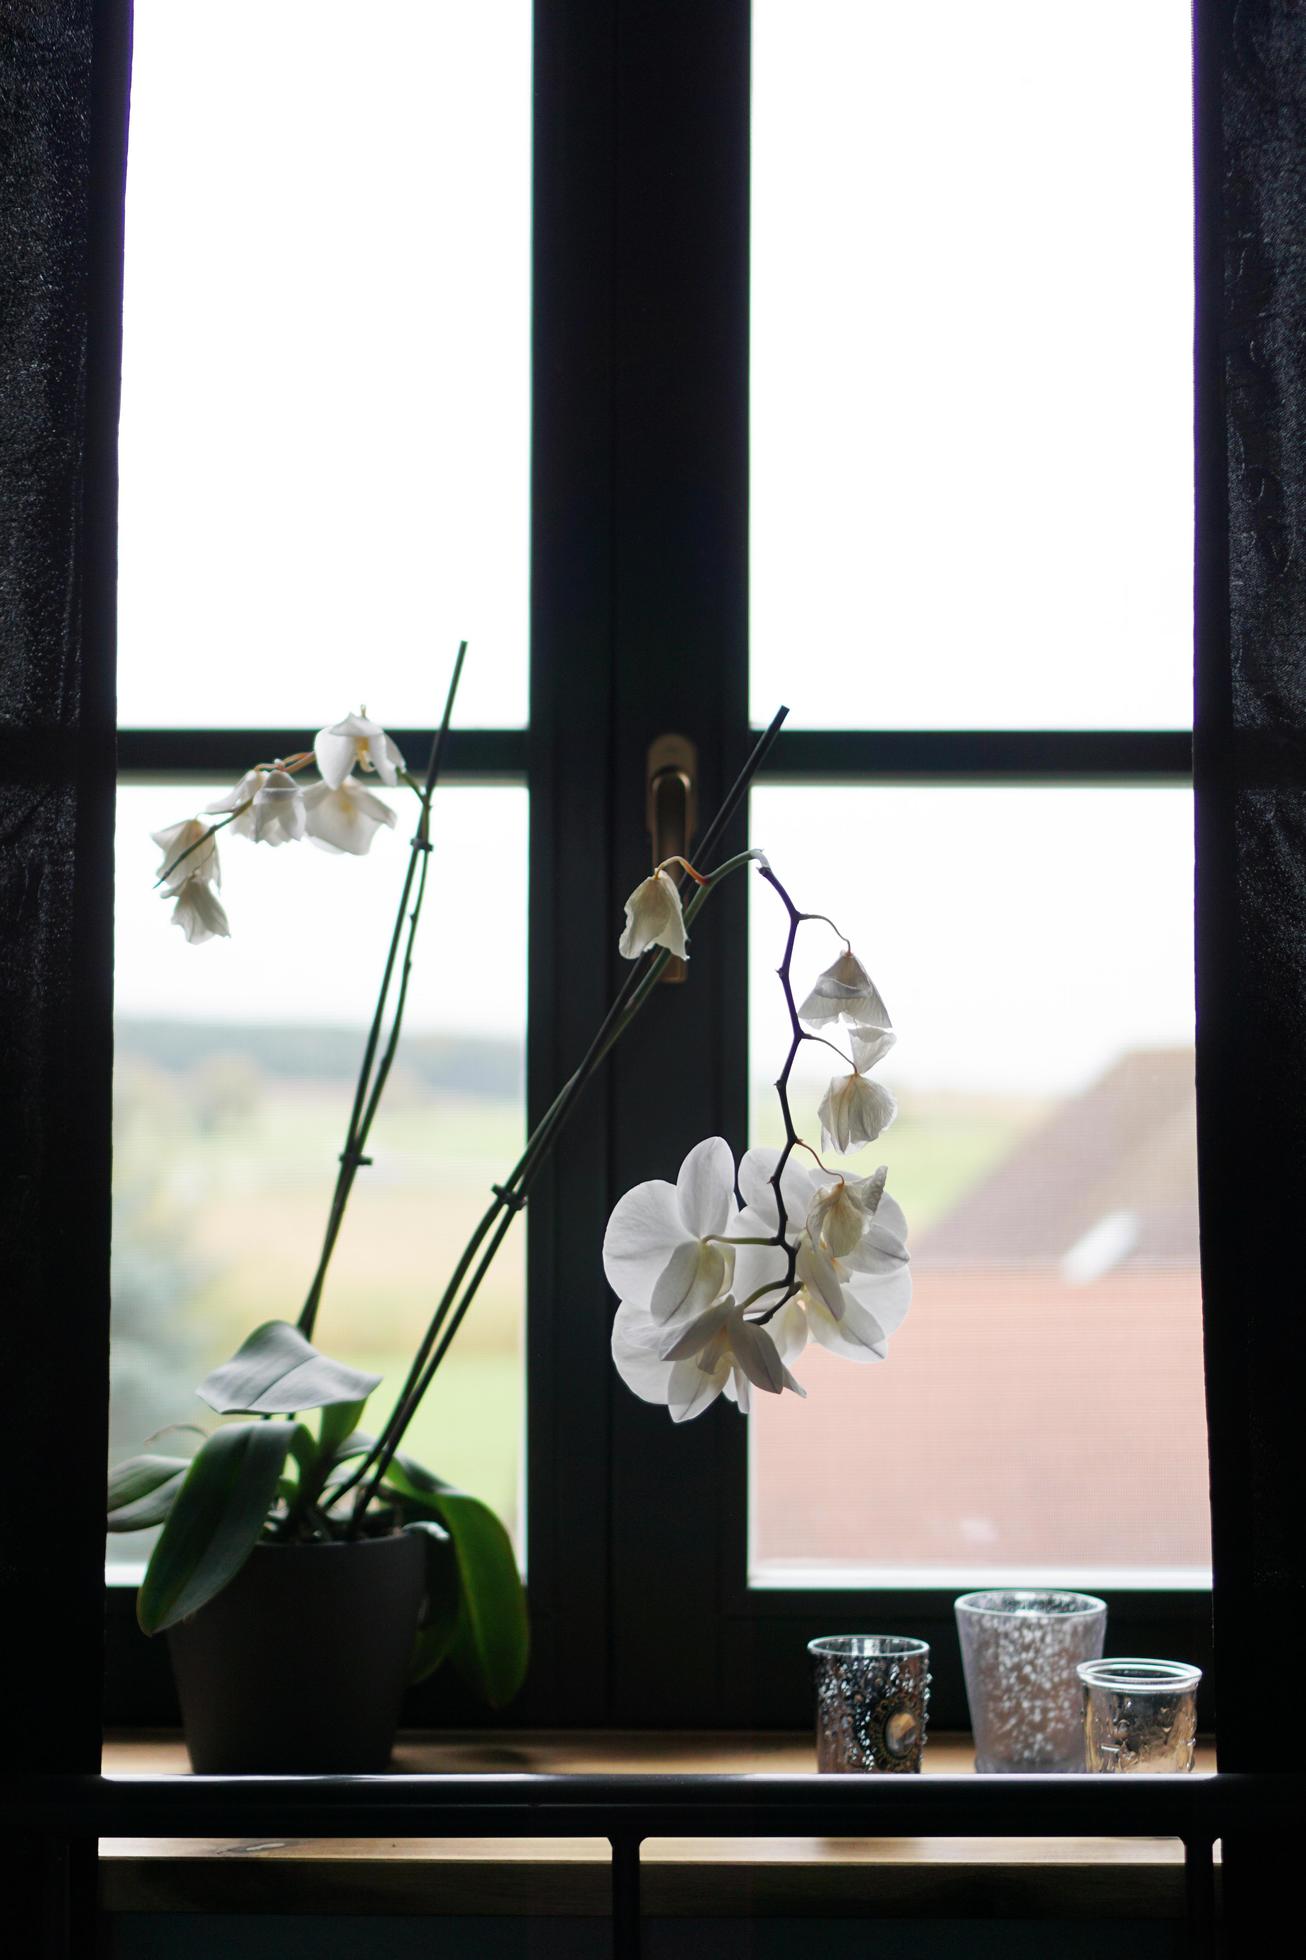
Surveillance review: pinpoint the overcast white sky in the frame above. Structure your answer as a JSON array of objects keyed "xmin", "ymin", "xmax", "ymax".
[{"xmin": 116, "ymin": 2, "xmax": 1194, "ymax": 1097}]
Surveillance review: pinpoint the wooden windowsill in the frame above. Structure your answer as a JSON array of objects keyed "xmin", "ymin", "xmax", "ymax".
[{"xmin": 99, "ymin": 1730, "xmax": 1218, "ymax": 1919}]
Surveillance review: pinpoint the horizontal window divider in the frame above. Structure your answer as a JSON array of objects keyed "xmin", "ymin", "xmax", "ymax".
[
  {"xmin": 760, "ymin": 729, "xmax": 1194, "ymax": 782},
  {"xmin": 723, "ymin": 1587, "xmax": 1213, "ymax": 1620},
  {"xmin": 116, "ymin": 728, "xmax": 529, "ymax": 780}
]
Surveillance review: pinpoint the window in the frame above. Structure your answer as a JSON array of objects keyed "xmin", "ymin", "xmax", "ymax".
[{"xmin": 107, "ymin": 0, "xmax": 1209, "ymax": 1730}]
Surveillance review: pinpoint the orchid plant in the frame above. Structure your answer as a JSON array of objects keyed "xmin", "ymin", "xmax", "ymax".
[{"xmin": 107, "ymin": 653, "xmax": 908, "ymax": 1710}]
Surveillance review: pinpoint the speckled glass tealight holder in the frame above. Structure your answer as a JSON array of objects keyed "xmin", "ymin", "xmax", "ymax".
[
  {"xmin": 1078, "ymin": 1657, "xmax": 1201, "ymax": 1773},
  {"xmin": 955, "ymin": 1589, "xmax": 1107, "ymax": 1773},
  {"xmin": 808, "ymin": 1635, "xmax": 931, "ymax": 1773}
]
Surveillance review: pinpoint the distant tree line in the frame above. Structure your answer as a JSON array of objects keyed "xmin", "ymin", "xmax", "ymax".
[{"xmin": 116, "ymin": 1019, "xmax": 523, "ymax": 1102}]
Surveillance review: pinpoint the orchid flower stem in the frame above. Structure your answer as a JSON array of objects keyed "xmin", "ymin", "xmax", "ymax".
[
  {"xmin": 297, "ymin": 641, "xmax": 467, "ymax": 1342},
  {"xmin": 339, "ymin": 709, "xmax": 790, "ymax": 1523}
]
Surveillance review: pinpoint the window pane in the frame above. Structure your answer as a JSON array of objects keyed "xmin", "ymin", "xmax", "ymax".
[
  {"xmin": 118, "ymin": 3, "xmax": 531, "ymax": 730},
  {"xmin": 750, "ymin": 1, "xmax": 1193, "ymax": 730},
  {"xmin": 747, "ymin": 786, "xmax": 1209, "ymax": 1586},
  {"xmin": 109, "ymin": 783, "xmax": 527, "ymax": 1567}
]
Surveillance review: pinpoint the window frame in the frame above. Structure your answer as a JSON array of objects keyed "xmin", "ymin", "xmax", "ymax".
[{"xmin": 103, "ymin": 0, "xmax": 1212, "ymax": 1733}]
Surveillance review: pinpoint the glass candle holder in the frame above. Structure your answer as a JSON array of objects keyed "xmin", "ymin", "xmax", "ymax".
[
  {"xmin": 955, "ymin": 1589, "xmax": 1107, "ymax": 1773},
  {"xmin": 1078, "ymin": 1657, "xmax": 1202, "ymax": 1773},
  {"xmin": 808, "ymin": 1634, "xmax": 931, "ymax": 1773}
]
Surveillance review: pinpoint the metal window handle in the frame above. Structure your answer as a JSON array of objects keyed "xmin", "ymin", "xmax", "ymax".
[{"xmin": 645, "ymin": 734, "xmax": 698, "ymax": 984}]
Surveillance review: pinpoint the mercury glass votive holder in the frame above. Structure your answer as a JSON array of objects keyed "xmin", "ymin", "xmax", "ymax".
[
  {"xmin": 955, "ymin": 1589, "xmax": 1107, "ymax": 1773},
  {"xmin": 808, "ymin": 1634, "xmax": 931, "ymax": 1773},
  {"xmin": 1078, "ymin": 1657, "xmax": 1202, "ymax": 1773}
]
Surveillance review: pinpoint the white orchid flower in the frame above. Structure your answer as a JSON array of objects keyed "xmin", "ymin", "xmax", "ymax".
[
  {"xmin": 204, "ymin": 767, "xmax": 264, "ymax": 839},
  {"xmin": 245, "ymin": 765, "xmax": 306, "ymax": 846},
  {"xmin": 314, "ymin": 711, "xmax": 406, "ymax": 791},
  {"xmin": 618, "ymin": 866, "xmax": 689, "ymax": 961},
  {"xmin": 603, "ymin": 1136, "xmax": 737, "ymax": 1325},
  {"xmin": 152, "ymin": 818, "xmax": 219, "ymax": 894},
  {"xmin": 610, "ymin": 1294, "xmax": 804, "ymax": 1421},
  {"xmin": 798, "ymin": 949, "xmax": 891, "ymax": 1032},
  {"xmin": 817, "ymin": 1069, "xmax": 897, "ymax": 1155},
  {"xmin": 735, "ymin": 1148, "xmax": 911, "ymax": 1365},
  {"xmin": 302, "ymin": 776, "xmax": 398, "ymax": 855},
  {"xmin": 169, "ymin": 876, "xmax": 230, "ymax": 945}
]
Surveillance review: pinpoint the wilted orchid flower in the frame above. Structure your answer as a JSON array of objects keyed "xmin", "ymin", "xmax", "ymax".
[
  {"xmin": 315, "ymin": 711, "xmax": 406, "ymax": 792},
  {"xmin": 611, "ymin": 1294, "xmax": 804, "ymax": 1421},
  {"xmin": 152, "ymin": 818, "xmax": 219, "ymax": 894},
  {"xmin": 817, "ymin": 1069, "xmax": 897, "ymax": 1155},
  {"xmin": 603, "ymin": 1136, "xmax": 737, "ymax": 1325},
  {"xmin": 806, "ymin": 1167, "xmax": 888, "ymax": 1260},
  {"xmin": 247, "ymin": 766, "xmax": 306, "ymax": 846},
  {"xmin": 205, "ymin": 767, "xmax": 264, "ymax": 839},
  {"xmin": 303, "ymin": 776, "xmax": 397, "ymax": 855},
  {"xmin": 170, "ymin": 876, "xmax": 230, "ymax": 945},
  {"xmin": 734, "ymin": 1148, "xmax": 910, "ymax": 1366},
  {"xmin": 618, "ymin": 866, "xmax": 689, "ymax": 962},
  {"xmin": 798, "ymin": 949, "xmax": 891, "ymax": 1032}
]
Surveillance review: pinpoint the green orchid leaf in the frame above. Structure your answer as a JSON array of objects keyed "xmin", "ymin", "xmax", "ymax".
[
  {"xmin": 404, "ymin": 1521, "xmax": 460, "ymax": 1683},
  {"xmin": 377, "ymin": 1449, "xmax": 453, "ymax": 1501},
  {"xmin": 196, "ymin": 1321, "xmax": 381, "ymax": 1416},
  {"xmin": 137, "ymin": 1422, "xmax": 303, "ymax": 1635},
  {"xmin": 318, "ymin": 1400, "xmax": 370, "ymax": 1459},
  {"xmin": 384, "ymin": 1479, "xmax": 528, "ymax": 1707},
  {"xmin": 106, "ymin": 1455, "xmax": 191, "ymax": 1532}
]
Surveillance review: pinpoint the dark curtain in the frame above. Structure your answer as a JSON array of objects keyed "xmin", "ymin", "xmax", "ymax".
[{"xmin": 0, "ymin": 0, "xmax": 128, "ymax": 1809}]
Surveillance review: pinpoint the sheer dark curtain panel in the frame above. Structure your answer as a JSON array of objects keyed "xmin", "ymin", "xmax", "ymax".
[
  {"xmin": 0, "ymin": 0, "xmax": 130, "ymax": 1935},
  {"xmin": 1194, "ymin": 0, "xmax": 1306, "ymax": 1935}
]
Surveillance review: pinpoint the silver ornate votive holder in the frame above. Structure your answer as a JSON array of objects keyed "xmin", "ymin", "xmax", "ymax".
[
  {"xmin": 808, "ymin": 1634, "xmax": 931, "ymax": 1773},
  {"xmin": 955, "ymin": 1589, "xmax": 1107, "ymax": 1773},
  {"xmin": 1078, "ymin": 1657, "xmax": 1201, "ymax": 1773}
]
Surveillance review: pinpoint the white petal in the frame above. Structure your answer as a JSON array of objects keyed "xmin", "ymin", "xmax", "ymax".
[
  {"xmin": 610, "ymin": 1300, "xmax": 676, "ymax": 1404},
  {"xmin": 369, "ymin": 729, "xmax": 407, "ymax": 785},
  {"xmin": 676, "ymin": 1136, "xmax": 735, "ymax": 1239},
  {"xmin": 841, "ymin": 1211, "xmax": 910, "ymax": 1277},
  {"xmin": 808, "ymin": 1289, "xmax": 889, "ymax": 1363},
  {"xmin": 729, "ymin": 1233, "xmax": 791, "ymax": 1313},
  {"xmin": 602, "ymin": 1179, "xmax": 686, "ymax": 1306},
  {"xmin": 650, "ymin": 1240, "xmax": 729, "ymax": 1325},
  {"xmin": 845, "ymin": 1261, "xmax": 913, "ymax": 1336},
  {"xmin": 314, "ymin": 728, "xmax": 358, "ymax": 790},
  {"xmin": 850, "ymin": 1025, "xmax": 897, "ymax": 1072},
  {"xmin": 730, "ymin": 1317, "xmax": 787, "ymax": 1395},
  {"xmin": 668, "ymin": 1353, "xmax": 729, "ymax": 1422},
  {"xmin": 617, "ymin": 869, "xmax": 688, "ymax": 961},
  {"xmin": 658, "ymin": 1300, "xmax": 734, "ymax": 1361},
  {"xmin": 767, "ymin": 1297, "xmax": 809, "ymax": 1364},
  {"xmin": 797, "ymin": 1239, "xmax": 849, "ymax": 1322},
  {"xmin": 798, "ymin": 950, "xmax": 892, "ymax": 1031},
  {"xmin": 303, "ymin": 779, "xmax": 396, "ymax": 856},
  {"xmin": 818, "ymin": 1073, "xmax": 897, "ymax": 1155},
  {"xmin": 151, "ymin": 818, "xmax": 218, "ymax": 893},
  {"xmin": 737, "ymin": 1147, "xmax": 817, "ymax": 1233},
  {"xmin": 204, "ymin": 768, "xmax": 263, "ymax": 816},
  {"xmin": 170, "ymin": 878, "xmax": 230, "ymax": 945}
]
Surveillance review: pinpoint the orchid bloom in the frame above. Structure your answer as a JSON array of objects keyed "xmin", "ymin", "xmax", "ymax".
[
  {"xmin": 602, "ymin": 1136, "xmax": 737, "ymax": 1325},
  {"xmin": 152, "ymin": 818, "xmax": 219, "ymax": 894},
  {"xmin": 733, "ymin": 1147, "xmax": 911, "ymax": 1366},
  {"xmin": 798, "ymin": 949, "xmax": 891, "ymax": 1032},
  {"xmin": 806, "ymin": 1167, "xmax": 888, "ymax": 1260},
  {"xmin": 817, "ymin": 1069, "xmax": 897, "ymax": 1155},
  {"xmin": 315, "ymin": 711, "xmax": 406, "ymax": 791},
  {"xmin": 618, "ymin": 866, "xmax": 689, "ymax": 962},
  {"xmin": 170, "ymin": 877, "xmax": 230, "ymax": 945},
  {"xmin": 302, "ymin": 776, "xmax": 397, "ymax": 855},
  {"xmin": 204, "ymin": 767, "xmax": 264, "ymax": 839},
  {"xmin": 611, "ymin": 1294, "xmax": 805, "ymax": 1422}
]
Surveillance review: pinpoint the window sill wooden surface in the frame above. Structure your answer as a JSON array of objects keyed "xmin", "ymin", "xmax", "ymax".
[{"xmin": 99, "ymin": 1731, "xmax": 1217, "ymax": 1919}]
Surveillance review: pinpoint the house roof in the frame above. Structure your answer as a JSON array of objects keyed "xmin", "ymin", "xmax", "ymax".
[{"xmin": 916, "ymin": 1048, "xmax": 1198, "ymax": 1269}]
